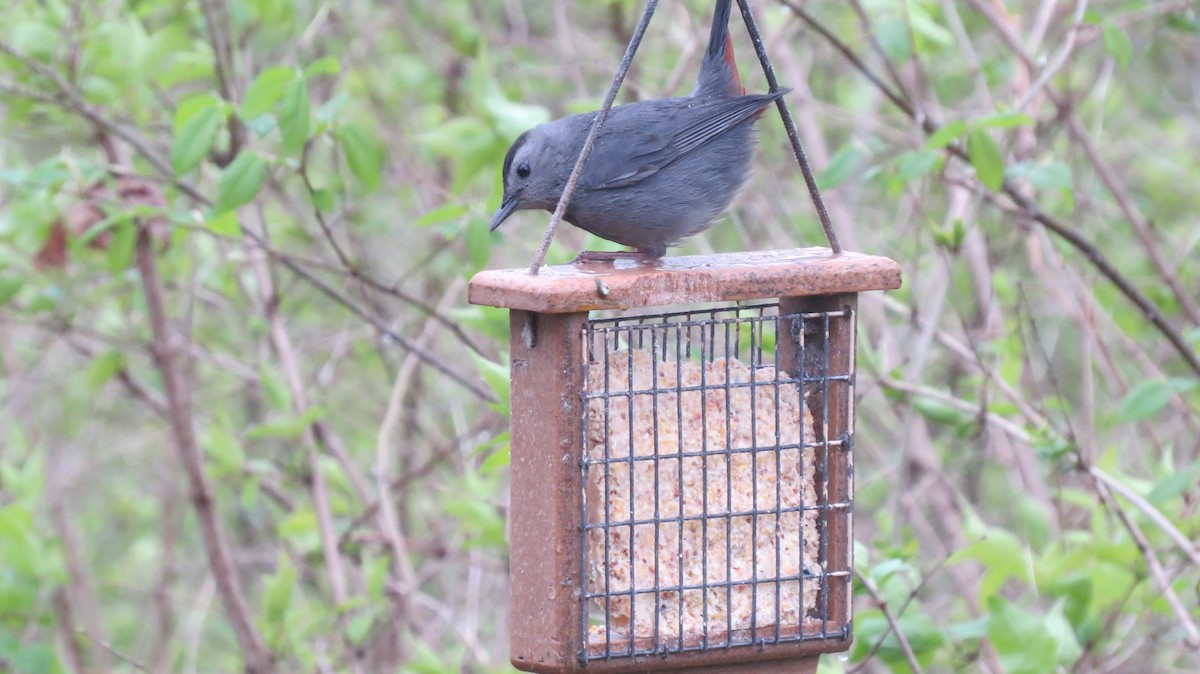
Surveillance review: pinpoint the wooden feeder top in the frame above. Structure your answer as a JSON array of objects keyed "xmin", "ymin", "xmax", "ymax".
[{"xmin": 468, "ymin": 247, "xmax": 902, "ymax": 313}]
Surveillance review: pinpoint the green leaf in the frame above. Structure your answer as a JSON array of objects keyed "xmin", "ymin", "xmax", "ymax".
[
  {"xmin": 987, "ymin": 596, "xmax": 1062, "ymax": 674},
  {"xmin": 247, "ymin": 405, "xmax": 324, "ymax": 439},
  {"xmin": 1147, "ymin": 463, "xmax": 1200, "ymax": 505},
  {"xmin": 875, "ymin": 17, "xmax": 912, "ymax": 64},
  {"xmin": 204, "ymin": 424, "xmax": 245, "ymax": 475},
  {"xmin": 315, "ymin": 91, "xmax": 350, "ymax": 126},
  {"xmin": 816, "ymin": 144, "xmax": 861, "ymax": 190},
  {"xmin": 278, "ymin": 508, "xmax": 320, "ymax": 554},
  {"xmin": 1102, "ymin": 23, "xmax": 1133, "ymax": 69},
  {"xmin": 206, "ymin": 210, "xmax": 242, "ymax": 236},
  {"xmin": 944, "ymin": 616, "xmax": 989, "ymax": 642},
  {"xmin": 303, "ymin": 56, "xmax": 341, "ymax": 79},
  {"xmin": 893, "ymin": 149, "xmax": 942, "ymax": 183},
  {"xmin": 278, "ymin": 76, "xmax": 310, "ymax": 155},
  {"xmin": 987, "ymin": 596, "xmax": 1081, "ymax": 673},
  {"xmin": 214, "ymin": 152, "xmax": 266, "ymax": 214},
  {"xmin": 416, "ymin": 203, "xmax": 467, "ymax": 227},
  {"xmin": 336, "ymin": 124, "xmax": 386, "ymax": 190},
  {"xmin": 926, "ymin": 120, "xmax": 966, "ymax": 149},
  {"xmin": 0, "ymin": 505, "xmax": 40, "ymax": 577},
  {"xmin": 347, "ymin": 611, "xmax": 375, "ymax": 645},
  {"xmin": 471, "ymin": 352, "xmax": 509, "ymax": 414},
  {"xmin": 261, "ymin": 554, "xmax": 297, "ymax": 624},
  {"xmin": 484, "ymin": 91, "xmax": 550, "ymax": 141},
  {"xmin": 912, "ymin": 396, "xmax": 969, "ymax": 426},
  {"xmin": 5, "ymin": 642, "xmax": 57, "ymax": 674},
  {"xmin": 1117, "ymin": 379, "xmax": 1173, "ymax": 422},
  {"xmin": 0, "ymin": 276, "xmax": 24, "ymax": 306},
  {"xmin": 478, "ymin": 434, "xmax": 511, "ymax": 474},
  {"xmin": 1025, "ymin": 161, "xmax": 1073, "ymax": 191},
  {"xmin": 364, "ymin": 554, "xmax": 389, "ymax": 601},
  {"xmin": 241, "ymin": 476, "xmax": 260, "ymax": 509},
  {"xmin": 106, "ymin": 220, "xmax": 137, "ymax": 274},
  {"xmin": 310, "ymin": 188, "xmax": 334, "ymax": 213},
  {"xmin": 241, "ymin": 66, "xmax": 294, "ymax": 119},
  {"xmin": 171, "ymin": 104, "xmax": 222, "ymax": 175},
  {"xmin": 466, "ymin": 216, "xmax": 490, "ymax": 271},
  {"xmin": 86, "ymin": 350, "xmax": 126, "ymax": 395},
  {"xmin": 967, "ymin": 129, "xmax": 1004, "ymax": 191},
  {"xmin": 1045, "ymin": 600, "xmax": 1084, "ymax": 665},
  {"xmin": 852, "ymin": 608, "xmax": 946, "ymax": 667},
  {"xmin": 259, "ymin": 365, "xmax": 292, "ymax": 411},
  {"xmin": 949, "ymin": 526, "xmax": 1033, "ymax": 602},
  {"xmin": 932, "ymin": 218, "xmax": 965, "ymax": 250},
  {"xmin": 975, "ymin": 111, "xmax": 1035, "ymax": 129}
]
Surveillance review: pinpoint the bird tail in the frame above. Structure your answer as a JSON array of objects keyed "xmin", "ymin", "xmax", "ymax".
[{"xmin": 695, "ymin": 0, "xmax": 744, "ymax": 98}]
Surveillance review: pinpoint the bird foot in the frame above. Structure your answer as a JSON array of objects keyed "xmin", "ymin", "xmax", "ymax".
[{"xmin": 572, "ymin": 250, "xmax": 659, "ymax": 264}]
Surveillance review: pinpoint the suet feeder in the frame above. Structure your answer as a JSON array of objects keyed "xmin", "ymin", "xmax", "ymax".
[{"xmin": 469, "ymin": 248, "xmax": 902, "ymax": 673}]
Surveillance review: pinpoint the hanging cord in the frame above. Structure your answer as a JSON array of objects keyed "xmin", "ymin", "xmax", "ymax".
[
  {"xmin": 528, "ymin": 0, "xmax": 660, "ymax": 275},
  {"xmin": 735, "ymin": 0, "xmax": 841, "ymax": 254}
]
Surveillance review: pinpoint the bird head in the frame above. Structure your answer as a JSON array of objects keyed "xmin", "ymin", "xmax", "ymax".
[{"xmin": 489, "ymin": 125, "xmax": 569, "ymax": 232}]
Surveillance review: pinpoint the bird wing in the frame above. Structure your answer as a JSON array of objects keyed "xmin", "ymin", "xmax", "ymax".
[{"xmin": 587, "ymin": 91, "xmax": 786, "ymax": 190}]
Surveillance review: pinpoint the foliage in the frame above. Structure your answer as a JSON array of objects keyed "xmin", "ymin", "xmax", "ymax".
[{"xmin": 0, "ymin": 0, "xmax": 1197, "ymax": 672}]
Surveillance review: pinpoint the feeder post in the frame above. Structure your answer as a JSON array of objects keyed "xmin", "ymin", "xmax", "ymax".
[
  {"xmin": 507, "ymin": 309, "xmax": 589, "ymax": 673},
  {"xmin": 691, "ymin": 659, "xmax": 819, "ymax": 674},
  {"xmin": 780, "ymin": 293, "xmax": 857, "ymax": 639}
]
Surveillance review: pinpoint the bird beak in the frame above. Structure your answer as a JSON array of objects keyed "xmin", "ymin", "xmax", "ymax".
[{"xmin": 488, "ymin": 195, "xmax": 519, "ymax": 232}]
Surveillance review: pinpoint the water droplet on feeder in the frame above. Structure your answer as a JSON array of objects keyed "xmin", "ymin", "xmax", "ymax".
[{"xmin": 838, "ymin": 653, "xmax": 849, "ymax": 662}]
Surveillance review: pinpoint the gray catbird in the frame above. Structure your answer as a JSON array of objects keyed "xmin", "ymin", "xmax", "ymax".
[{"xmin": 488, "ymin": 0, "xmax": 787, "ymax": 258}]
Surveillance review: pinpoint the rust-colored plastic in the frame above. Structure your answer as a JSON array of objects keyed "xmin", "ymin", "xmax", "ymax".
[
  {"xmin": 473, "ymin": 251, "xmax": 900, "ymax": 673},
  {"xmin": 507, "ymin": 310, "xmax": 589, "ymax": 673},
  {"xmin": 781, "ymin": 294, "xmax": 858, "ymax": 639},
  {"xmin": 468, "ymin": 248, "xmax": 901, "ymax": 313}
]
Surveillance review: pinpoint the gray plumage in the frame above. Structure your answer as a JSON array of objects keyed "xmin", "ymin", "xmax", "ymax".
[{"xmin": 489, "ymin": 0, "xmax": 786, "ymax": 258}]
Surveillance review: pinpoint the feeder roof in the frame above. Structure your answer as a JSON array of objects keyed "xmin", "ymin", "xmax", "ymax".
[{"xmin": 468, "ymin": 247, "xmax": 901, "ymax": 313}]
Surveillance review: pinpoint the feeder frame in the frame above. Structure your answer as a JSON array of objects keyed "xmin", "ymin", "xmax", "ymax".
[{"xmin": 469, "ymin": 248, "xmax": 901, "ymax": 673}]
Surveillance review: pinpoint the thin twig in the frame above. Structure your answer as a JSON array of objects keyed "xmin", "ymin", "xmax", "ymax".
[
  {"xmin": 853, "ymin": 568, "xmax": 924, "ymax": 674},
  {"xmin": 78, "ymin": 631, "xmax": 150, "ymax": 673},
  {"xmin": 776, "ymin": 1, "xmax": 1200, "ymax": 379},
  {"xmin": 1089, "ymin": 468, "xmax": 1200, "ymax": 648},
  {"xmin": 251, "ymin": 232, "xmax": 496, "ymax": 402},
  {"xmin": 3, "ymin": 44, "xmax": 491, "ymax": 381},
  {"xmin": 198, "ymin": 0, "xmax": 245, "ymax": 165},
  {"xmin": 290, "ymin": 155, "xmax": 486, "ymax": 357},
  {"xmin": 1016, "ymin": 0, "xmax": 1090, "ymax": 110},
  {"xmin": 528, "ymin": 0, "xmax": 659, "ymax": 274},
  {"xmin": 776, "ymin": 0, "xmax": 915, "ymax": 118},
  {"xmin": 0, "ymin": 42, "xmax": 208, "ymax": 204},
  {"xmin": 1089, "ymin": 466, "xmax": 1200, "ymax": 568},
  {"xmin": 961, "ymin": 0, "xmax": 1200, "ymax": 328},
  {"xmin": 878, "ymin": 376, "xmax": 1033, "ymax": 443},
  {"xmin": 245, "ymin": 207, "xmax": 365, "ymax": 674},
  {"xmin": 845, "ymin": 0, "xmax": 916, "ymax": 113}
]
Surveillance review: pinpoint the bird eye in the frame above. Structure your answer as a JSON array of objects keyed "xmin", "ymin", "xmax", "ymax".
[{"xmin": 516, "ymin": 161, "xmax": 531, "ymax": 178}]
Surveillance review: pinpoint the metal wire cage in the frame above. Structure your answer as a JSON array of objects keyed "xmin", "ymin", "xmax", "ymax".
[
  {"xmin": 468, "ymin": 249, "xmax": 901, "ymax": 673},
  {"xmin": 580, "ymin": 303, "xmax": 853, "ymax": 661}
]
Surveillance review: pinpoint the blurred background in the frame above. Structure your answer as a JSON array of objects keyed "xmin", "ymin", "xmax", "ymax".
[{"xmin": 0, "ymin": 0, "xmax": 1197, "ymax": 672}]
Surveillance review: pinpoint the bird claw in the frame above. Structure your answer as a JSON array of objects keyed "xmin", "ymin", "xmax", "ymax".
[{"xmin": 572, "ymin": 250, "xmax": 658, "ymax": 264}]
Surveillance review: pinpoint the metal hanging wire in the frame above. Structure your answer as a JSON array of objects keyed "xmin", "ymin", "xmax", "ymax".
[{"xmin": 527, "ymin": 0, "xmax": 842, "ymax": 275}]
